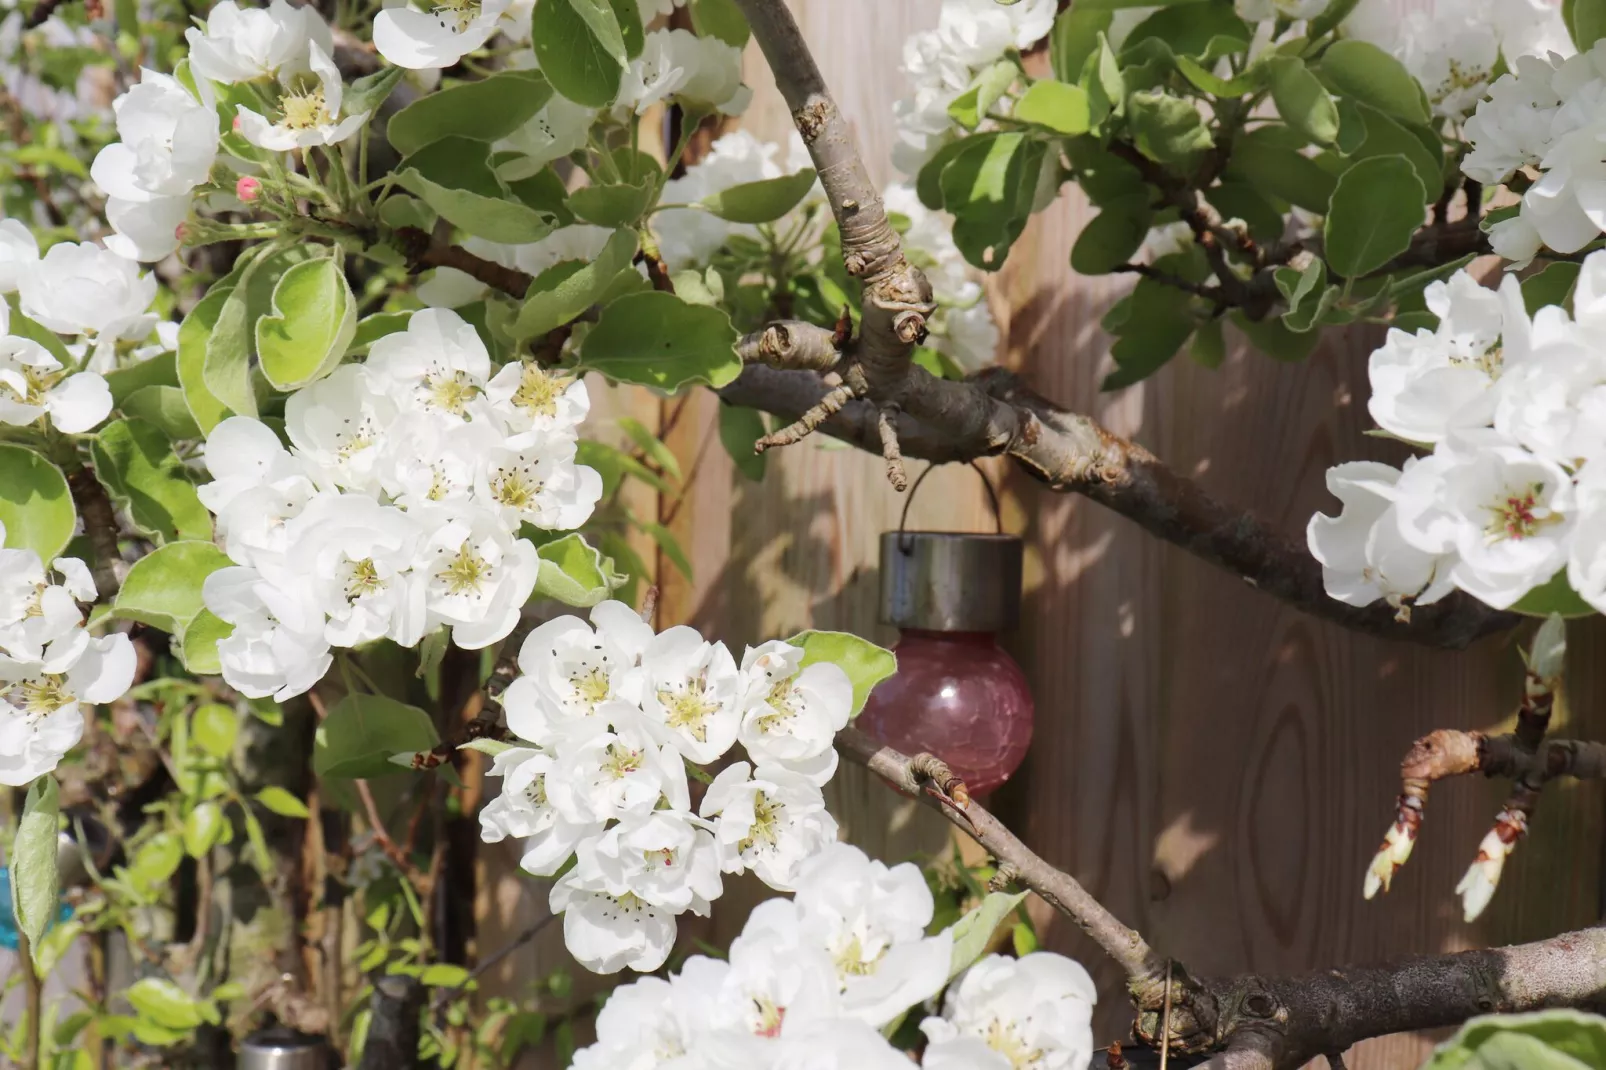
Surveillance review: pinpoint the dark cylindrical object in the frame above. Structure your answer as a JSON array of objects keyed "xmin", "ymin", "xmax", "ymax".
[
  {"xmin": 880, "ymin": 532, "xmax": 1022, "ymax": 633},
  {"xmin": 239, "ymin": 1028, "xmax": 331, "ymax": 1070},
  {"xmin": 357, "ymin": 975, "xmax": 424, "ymax": 1070}
]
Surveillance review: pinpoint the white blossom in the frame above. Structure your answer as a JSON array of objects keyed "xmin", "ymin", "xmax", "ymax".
[
  {"xmin": 419, "ymin": 506, "xmax": 540, "ymax": 649},
  {"xmin": 737, "ymin": 640, "xmax": 853, "ymax": 785},
  {"xmin": 790, "ymin": 843, "xmax": 954, "ymax": 1027},
  {"xmin": 283, "ymin": 493, "xmax": 428, "ymax": 648},
  {"xmin": 0, "ymin": 537, "xmax": 91, "ymax": 663},
  {"xmin": 571, "ymin": 809, "xmax": 723, "ymax": 914},
  {"xmin": 186, "ymin": 0, "xmax": 331, "ymax": 84},
  {"xmin": 0, "ymin": 330, "xmax": 113, "ymax": 435},
  {"xmin": 92, "ymin": 70, "xmax": 218, "ymax": 202},
  {"xmin": 484, "ymin": 361, "xmax": 590, "ymax": 444},
  {"xmin": 479, "ymin": 746, "xmax": 601, "ymax": 876},
  {"xmin": 638, "ymin": 626, "xmax": 743, "ymax": 764},
  {"xmin": 0, "ymin": 219, "xmax": 38, "ymax": 293},
  {"xmin": 237, "ymin": 43, "xmax": 369, "ymax": 151},
  {"xmin": 0, "ymin": 632, "xmax": 135, "ymax": 786},
  {"xmin": 920, "ymin": 953, "xmax": 1097, "ymax": 1070},
  {"xmin": 283, "ymin": 363, "xmax": 398, "ymax": 493},
  {"xmin": 18, "ymin": 241, "xmax": 157, "ymax": 345},
  {"xmin": 1393, "ymin": 430, "xmax": 1576, "ymax": 608},
  {"xmin": 544, "ymin": 719, "xmax": 690, "ymax": 826},
  {"xmin": 1307, "ymin": 460, "xmax": 1457, "ymax": 615},
  {"xmin": 549, "ymin": 869, "xmax": 679, "ymax": 974},
  {"xmin": 363, "ymin": 307, "xmax": 493, "ymax": 421},
  {"xmin": 373, "ymin": 0, "xmax": 514, "ymax": 71},
  {"xmin": 700, "ymin": 762, "xmax": 839, "ymax": 891},
  {"xmin": 502, "ymin": 602, "xmax": 656, "ymax": 734},
  {"xmin": 202, "ymin": 565, "xmax": 334, "ymax": 702},
  {"xmin": 1366, "ymin": 273, "xmax": 1520, "ymax": 445}
]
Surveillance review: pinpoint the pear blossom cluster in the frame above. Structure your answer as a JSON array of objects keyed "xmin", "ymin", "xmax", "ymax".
[
  {"xmin": 197, "ymin": 307, "xmax": 601, "ymax": 702},
  {"xmin": 92, "ymin": 0, "xmax": 369, "ymax": 261},
  {"xmin": 479, "ymin": 601, "xmax": 855, "ymax": 973},
  {"xmin": 0, "ymin": 235, "xmax": 167, "ymax": 432},
  {"xmin": 0, "ymin": 523, "xmax": 135, "ymax": 787},
  {"xmin": 1308, "ymin": 251, "xmax": 1606, "ymax": 617},
  {"xmin": 1462, "ymin": 40, "xmax": 1606, "ymax": 265},
  {"xmin": 891, "ymin": 0, "xmax": 1057, "ymax": 174},
  {"xmin": 1346, "ymin": 0, "xmax": 1571, "ymax": 119},
  {"xmin": 575, "ymin": 845, "xmax": 1096, "ymax": 1069}
]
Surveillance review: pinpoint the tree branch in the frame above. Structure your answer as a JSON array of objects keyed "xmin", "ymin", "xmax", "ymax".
[
  {"xmin": 841, "ymin": 725, "xmax": 1606, "ymax": 1069},
  {"xmin": 837, "ymin": 727, "xmax": 1173, "ymax": 1000},
  {"xmin": 67, "ymin": 464, "xmax": 124, "ymax": 598}
]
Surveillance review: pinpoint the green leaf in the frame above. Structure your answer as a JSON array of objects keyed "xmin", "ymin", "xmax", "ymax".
[
  {"xmin": 569, "ymin": 179, "xmax": 656, "ymax": 227},
  {"xmin": 1051, "ymin": 6, "xmax": 1112, "ymax": 82},
  {"xmin": 1190, "ymin": 317, "xmax": 1225, "ymax": 368},
  {"xmin": 0, "ymin": 446, "xmax": 74, "ymax": 563},
  {"xmin": 948, "ymin": 61, "xmax": 1018, "ymax": 129},
  {"xmin": 344, "ymin": 66, "xmax": 405, "ymax": 118},
  {"xmin": 578, "ymin": 439, "xmax": 676, "ymax": 496},
  {"xmin": 192, "ymin": 702, "xmax": 239, "ymax": 759},
  {"xmin": 1275, "ymin": 259, "xmax": 1325, "ymax": 316},
  {"xmin": 204, "ymin": 255, "xmax": 272, "ymax": 420},
  {"xmin": 532, "ymin": 0, "xmax": 625, "ymax": 107},
  {"xmin": 1126, "ymin": 90, "xmax": 1215, "ymax": 163},
  {"xmin": 688, "ymin": 0, "xmax": 749, "ymax": 46},
  {"xmin": 255, "ymin": 787, "xmax": 311, "ymax": 819},
  {"xmin": 127, "ymin": 979, "xmax": 204, "ymax": 1032},
  {"xmin": 1345, "ymin": 102, "xmax": 1444, "ymax": 202},
  {"xmin": 1523, "ymin": 260, "xmax": 1582, "ymax": 315},
  {"xmin": 1122, "ymin": 1, "xmax": 1250, "ymax": 58},
  {"xmin": 1511, "ymin": 569, "xmax": 1597, "ymax": 619},
  {"xmin": 1224, "ymin": 127, "xmax": 1336, "ymax": 212},
  {"xmin": 1324, "ymin": 154, "xmax": 1426, "ymax": 277},
  {"xmin": 1570, "ymin": 0, "xmax": 1606, "ymax": 49},
  {"xmin": 1013, "ymin": 80, "xmax": 1092, "ymax": 135},
  {"xmin": 1071, "ymin": 193, "xmax": 1152, "ymax": 275},
  {"xmin": 126, "ymin": 831, "xmax": 184, "ymax": 890},
  {"xmin": 388, "ymin": 69, "xmax": 552, "ymax": 157},
  {"xmin": 350, "ymin": 312, "xmax": 412, "ymax": 354},
  {"xmin": 618, "ymin": 415, "xmax": 682, "ymax": 481},
  {"xmin": 256, "ymin": 255, "xmax": 357, "ymax": 390},
  {"xmin": 90, "ymin": 418, "xmax": 211, "ymax": 544},
  {"xmin": 182, "ymin": 801, "xmax": 226, "ymax": 858},
  {"xmin": 581, "ymin": 291, "xmax": 740, "ymax": 390},
  {"xmin": 314, "ymin": 693, "xmax": 440, "ymax": 779},
  {"xmin": 718, "ymin": 404, "xmax": 767, "ymax": 481},
  {"xmin": 698, "ymin": 170, "xmax": 819, "ymax": 223},
  {"xmin": 181, "ymin": 609, "xmax": 232, "ymax": 675},
  {"xmin": 1266, "ymin": 56, "xmax": 1337, "ymax": 145},
  {"xmin": 112, "ymin": 540, "xmax": 231, "ymax": 635},
  {"xmin": 460, "ymin": 738, "xmax": 518, "ymax": 758},
  {"xmin": 1174, "ymin": 53, "xmax": 1260, "ymax": 96},
  {"xmin": 1235, "ymin": 309, "xmax": 1321, "ymax": 361},
  {"xmin": 534, "ymin": 532, "xmax": 626, "ymax": 607},
  {"xmin": 397, "ymin": 138, "xmax": 558, "ymax": 244},
  {"xmin": 939, "ymin": 132, "xmax": 1046, "ymax": 270},
  {"xmin": 946, "ymin": 891, "xmax": 1027, "ymax": 980},
  {"xmin": 1281, "ymin": 282, "xmax": 1340, "ymax": 332},
  {"xmin": 105, "ymin": 350, "xmax": 177, "ymax": 406},
  {"xmin": 783, "ymin": 630, "xmax": 897, "ymax": 717},
  {"xmin": 1103, "ymin": 278, "xmax": 1197, "ymax": 388},
  {"xmin": 1422, "ymin": 1010, "xmax": 1606, "ymax": 1070},
  {"xmin": 1084, "ymin": 34, "xmax": 1125, "ymax": 129},
  {"xmin": 176, "ymin": 282, "xmax": 235, "ymax": 434},
  {"xmin": 122, "ymin": 386, "xmax": 203, "ymax": 441},
  {"xmin": 1317, "ymin": 39, "xmax": 1430, "ymax": 125},
  {"xmin": 11, "ymin": 775, "xmax": 59, "ymax": 958},
  {"xmin": 511, "ymin": 229, "xmax": 638, "ymax": 341}
]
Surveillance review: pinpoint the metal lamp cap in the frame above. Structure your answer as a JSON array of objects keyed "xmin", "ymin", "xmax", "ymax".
[
  {"xmin": 239, "ymin": 1029, "xmax": 330, "ymax": 1070},
  {"xmin": 879, "ymin": 531, "xmax": 1022, "ymax": 633}
]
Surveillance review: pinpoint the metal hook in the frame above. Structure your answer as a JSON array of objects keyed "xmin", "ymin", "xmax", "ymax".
[{"xmin": 896, "ymin": 461, "xmax": 1005, "ymax": 552}]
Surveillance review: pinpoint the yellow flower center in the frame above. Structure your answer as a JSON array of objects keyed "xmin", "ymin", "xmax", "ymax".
[
  {"xmin": 280, "ymin": 84, "xmax": 331, "ymax": 130},
  {"xmin": 345, "ymin": 558, "xmax": 384, "ymax": 600},
  {"xmin": 1486, "ymin": 484, "xmax": 1558, "ymax": 543},
  {"xmin": 736, "ymin": 791, "xmax": 782, "ymax": 854},
  {"xmin": 603, "ymin": 742, "xmax": 642, "ymax": 779},
  {"xmin": 984, "ymin": 1017, "xmax": 1044, "ymax": 1068},
  {"xmin": 752, "ymin": 677, "xmax": 798, "ymax": 735},
  {"xmin": 11, "ymin": 675, "xmax": 70, "ymax": 717},
  {"xmin": 440, "ymin": 543, "xmax": 489, "ymax": 595},
  {"xmin": 491, "ymin": 468, "xmax": 541, "ymax": 511},
  {"xmin": 0, "ymin": 365, "xmax": 61, "ymax": 411},
  {"xmin": 432, "ymin": 0, "xmax": 483, "ymax": 32},
  {"xmin": 570, "ymin": 666, "xmax": 610, "ymax": 710},
  {"xmin": 659, "ymin": 680, "xmax": 715, "ymax": 741},
  {"xmin": 510, "ymin": 363, "xmax": 569, "ymax": 419},
  {"xmin": 426, "ymin": 370, "xmax": 480, "ymax": 415}
]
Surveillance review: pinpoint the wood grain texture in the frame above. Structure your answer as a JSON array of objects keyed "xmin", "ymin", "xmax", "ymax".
[{"xmin": 481, "ymin": 4, "xmax": 1605, "ymax": 1068}]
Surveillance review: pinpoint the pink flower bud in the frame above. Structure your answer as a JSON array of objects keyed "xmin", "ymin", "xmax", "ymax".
[
  {"xmin": 236, "ymin": 176, "xmax": 262, "ymax": 202},
  {"xmin": 232, "ymin": 114, "xmax": 242, "ymax": 133},
  {"xmin": 174, "ymin": 222, "xmax": 189, "ymax": 244}
]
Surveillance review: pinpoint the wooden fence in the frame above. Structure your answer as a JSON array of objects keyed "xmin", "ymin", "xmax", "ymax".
[{"xmin": 476, "ymin": 4, "xmax": 1606, "ymax": 1066}]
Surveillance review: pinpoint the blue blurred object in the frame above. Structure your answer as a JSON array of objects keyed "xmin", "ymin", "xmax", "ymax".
[{"xmin": 0, "ymin": 868, "xmax": 74, "ymax": 951}]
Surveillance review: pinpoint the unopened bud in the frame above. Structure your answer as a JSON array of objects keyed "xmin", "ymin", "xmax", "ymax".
[
  {"xmin": 232, "ymin": 114, "xmax": 243, "ymax": 133},
  {"xmin": 236, "ymin": 176, "xmax": 262, "ymax": 202},
  {"xmin": 174, "ymin": 222, "xmax": 190, "ymax": 244}
]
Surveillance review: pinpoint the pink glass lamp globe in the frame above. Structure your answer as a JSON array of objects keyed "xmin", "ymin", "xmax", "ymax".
[{"xmin": 858, "ymin": 532, "xmax": 1034, "ymax": 797}]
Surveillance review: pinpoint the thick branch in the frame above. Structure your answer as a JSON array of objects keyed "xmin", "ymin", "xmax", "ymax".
[{"xmin": 67, "ymin": 464, "xmax": 123, "ymax": 598}]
